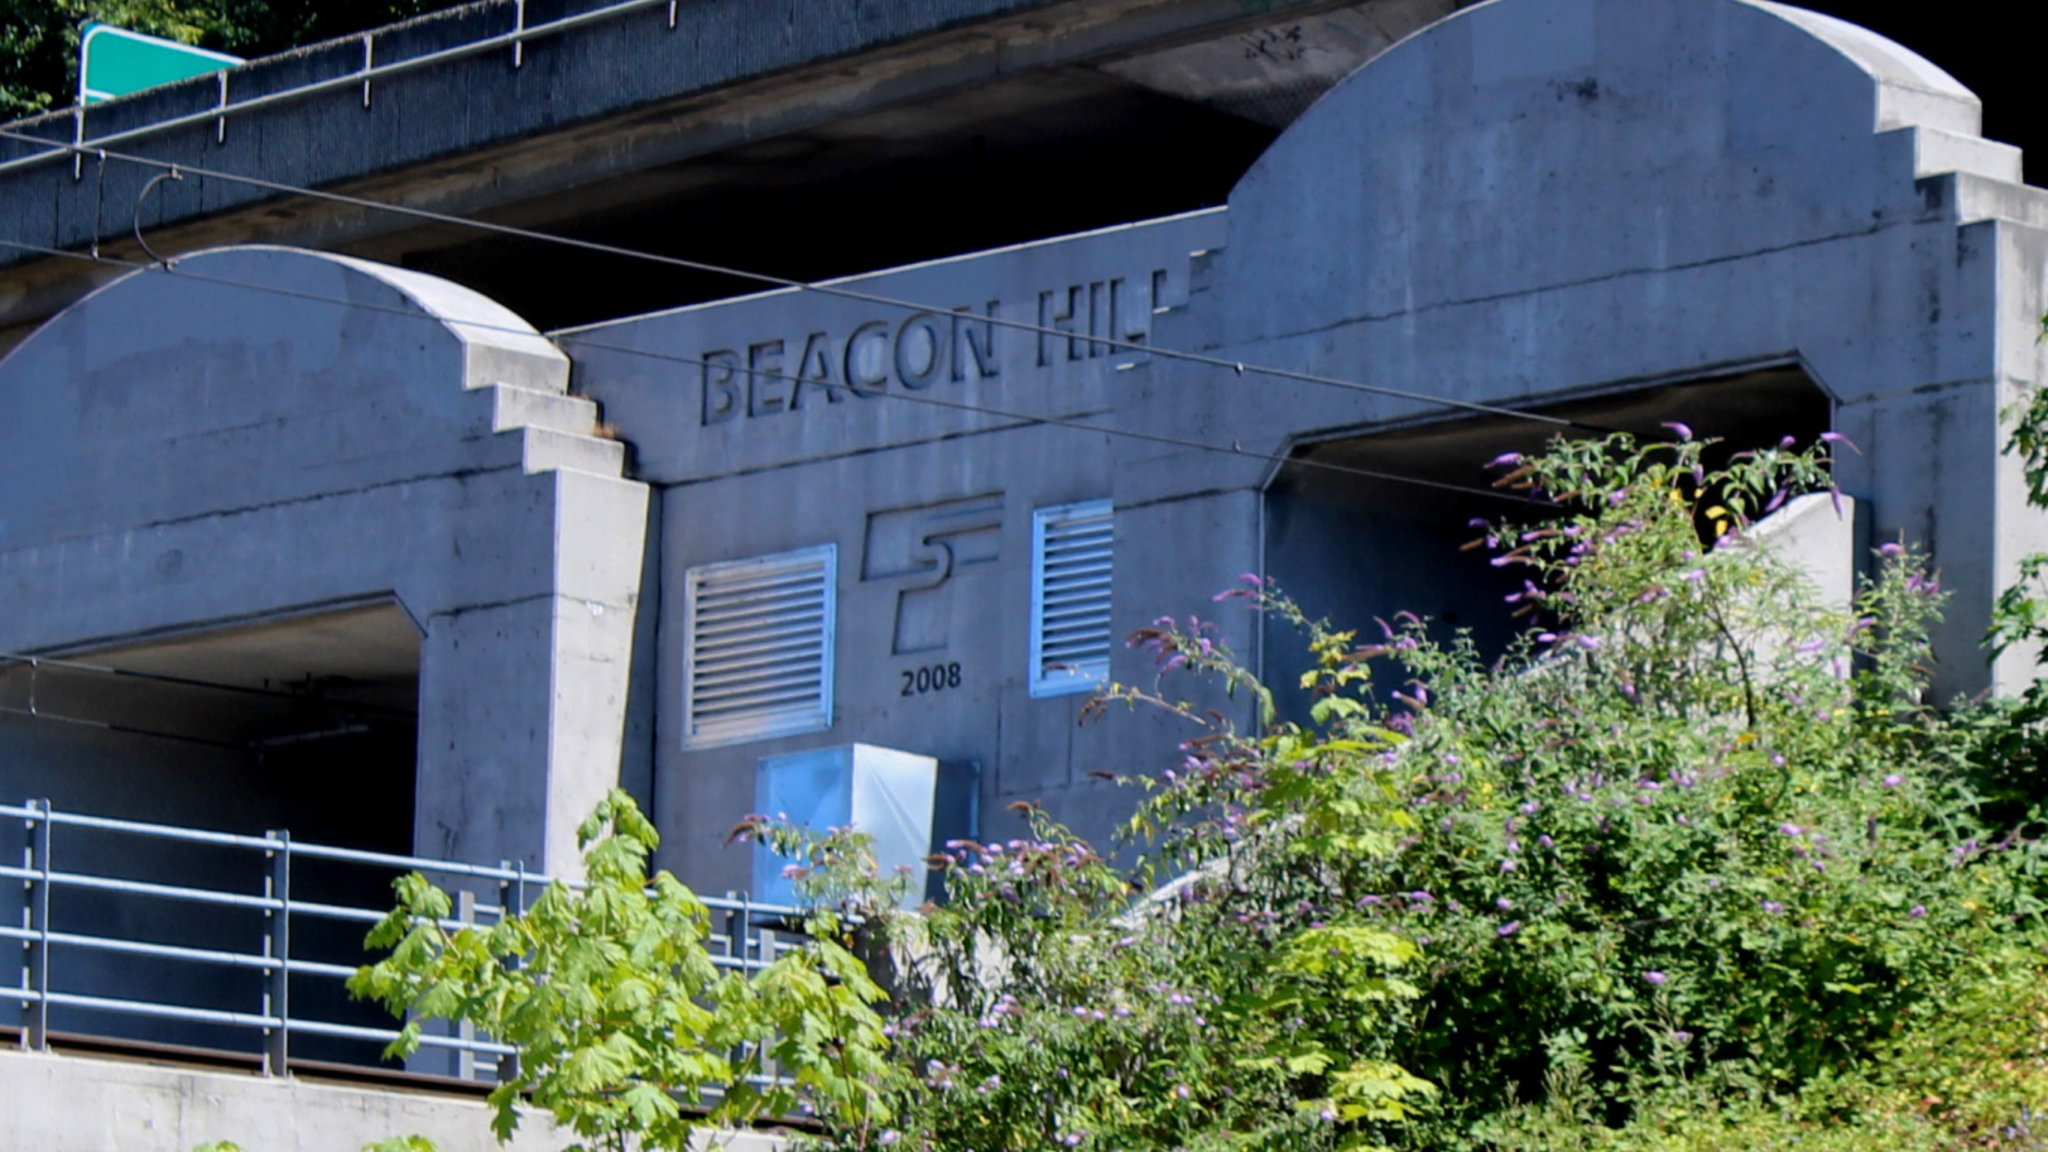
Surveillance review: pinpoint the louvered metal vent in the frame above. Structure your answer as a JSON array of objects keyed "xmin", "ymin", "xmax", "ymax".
[
  {"xmin": 682, "ymin": 545, "xmax": 836, "ymax": 748},
  {"xmin": 1029, "ymin": 499, "xmax": 1114, "ymax": 697}
]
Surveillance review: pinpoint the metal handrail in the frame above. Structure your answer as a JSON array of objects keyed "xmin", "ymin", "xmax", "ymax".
[
  {"xmin": 5, "ymin": 797, "xmax": 804, "ymax": 1080},
  {"xmin": 0, "ymin": 0, "xmax": 686, "ymax": 180}
]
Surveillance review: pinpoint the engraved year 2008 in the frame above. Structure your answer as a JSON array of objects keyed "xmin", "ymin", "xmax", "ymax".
[{"xmin": 901, "ymin": 662, "xmax": 963, "ymax": 696}]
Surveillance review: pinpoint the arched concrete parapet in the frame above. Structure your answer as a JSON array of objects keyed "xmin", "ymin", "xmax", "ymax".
[
  {"xmin": 0, "ymin": 247, "xmax": 647, "ymax": 875},
  {"xmin": 0, "ymin": 246, "xmax": 574, "ymax": 543},
  {"xmin": 1141, "ymin": 0, "xmax": 2048, "ymax": 697}
]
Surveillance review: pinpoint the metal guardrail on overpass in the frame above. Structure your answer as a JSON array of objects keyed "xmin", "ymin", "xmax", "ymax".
[
  {"xmin": 2, "ymin": 799, "xmax": 804, "ymax": 1081},
  {"xmin": 0, "ymin": 0, "xmax": 690, "ymax": 180}
]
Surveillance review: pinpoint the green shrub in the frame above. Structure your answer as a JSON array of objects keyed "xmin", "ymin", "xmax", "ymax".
[{"xmin": 811, "ymin": 430, "xmax": 2048, "ymax": 1152}]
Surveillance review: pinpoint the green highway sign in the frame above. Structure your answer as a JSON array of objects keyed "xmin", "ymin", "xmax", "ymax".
[{"xmin": 79, "ymin": 23, "xmax": 243, "ymax": 104}]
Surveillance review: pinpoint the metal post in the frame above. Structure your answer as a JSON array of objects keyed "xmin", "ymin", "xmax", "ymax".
[
  {"xmin": 361, "ymin": 34, "xmax": 375, "ymax": 109},
  {"xmin": 215, "ymin": 72, "xmax": 230, "ymax": 143},
  {"xmin": 263, "ymin": 829, "xmax": 290, "ymax": 1076},
  {"xmin": 24, "ymin": 799, "xmax": 51, "ymax": 1050},
  {"xmin": 739, "ymin": 892, "xmax": 753, "ymax": 969},
  {"xmin": 724, "ymin": 895, "xmax": 747, "ymax": 1079},
  {"xmin": 511, "ymin": 0, "xmax": 527, "ymax": 67},
  {"xmin": 13, "ymin": 803, "xmax": 24, "ymax": 1045},
  {"xmin": 495, "ymin": 861, "xmax": 524, "ymax": 1083},
  {"xmin": 455, "ymin": 887, "xmax": 477, "ymax": 1081}
]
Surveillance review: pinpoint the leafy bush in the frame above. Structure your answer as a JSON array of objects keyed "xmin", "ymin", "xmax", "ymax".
[
  {"xmin": 349, "ymin": 790, "xmax": 899, "ymax": 1152},
  {"xmin": 352, "ymin": 427, "xmax": 2048, "ymax": 1152},
  {"xmin": 806, "ymin": 430, "xmax": 2048, "ymax": 1152}
]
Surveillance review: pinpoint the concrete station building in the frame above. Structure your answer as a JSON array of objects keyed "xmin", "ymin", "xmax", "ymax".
[{"xmin": 1, "ymin": 0, "xmax": 2045, "ymax": 1141}]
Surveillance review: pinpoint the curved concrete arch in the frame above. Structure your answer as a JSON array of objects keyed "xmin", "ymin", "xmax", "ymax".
[
  {"xmin": 0, "ymin": 245, "xmax": 647, "ymax": 875},
  {"xmin": 1134, "ymin": 0, "xmax": 2046, "ymax": 697},
  {"xmin": 1, "ymin": 243, "xmax": 565, "ymax": 373}
]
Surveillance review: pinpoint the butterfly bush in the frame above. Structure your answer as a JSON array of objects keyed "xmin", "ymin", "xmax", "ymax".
[
  {"xmin": 799, "ymin": 431, "xmax": 2048, "ymax": 1151},
  {"xmin": 1102, "ymin": 432, "xmax": 2048, "ymax": 1148}
]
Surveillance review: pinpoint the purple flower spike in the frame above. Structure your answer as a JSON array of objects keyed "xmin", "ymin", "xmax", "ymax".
[
  {"xmin": 1879, "ymin": 542, "xmax": 1904, "ymax": 558},
  {"xmin": 1663, "ymin": 421, "xmax": 1694, "ymax": 440},
  {"xmin": 1497, "ymin": 921, "xmax": 1521, "ymax": 937},
  {"xmin": 1779, "ymin": 434, "xmax": 1797, "ymax": 449},
  {"xmin": 1487, "ymin": 452, "xmax": 1525, "ymax": 469},
  {"xmin": 1910, "ymin": 904, "xmax": 1927, "ymax": 919},
  {"xmin": 1819, "ymin": 430, "xmax": 1861, "ymax": 453},
  {"xmin": 1763, "ymin": 900, "xmax": 1785, "ymax": 914},
  {"xmin": 1779, "ymin": 823, "xmax": 1804, "ymax": 837},
  {"xmin": 1883, "ymin": 774, "xmax": 1903, "ymax": 788},
  {"xmin": 1643, "ymin": 971, "xmax": 1668, "ymax": 986}
]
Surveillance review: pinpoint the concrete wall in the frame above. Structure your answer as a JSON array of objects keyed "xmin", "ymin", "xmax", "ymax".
[
  {"xmin": 554, "ymin": 0, "xmax": 2048, "ymax": 888},
  {"xmin": 1142, "ymin": 0, "xmax": 2048, "ymax": 701},
  {"xmin": 0, "ymin": 0, "xmax": 1357, "ymax": 346},
  {"xmin": 2, "ymin": 0, "xmax": 2042, "ymax": 920},
  {"xmin": 0, "ymin": 248, "xmax": 645, "ymax": 876},
  {"xmin": 0, "ymin": 1046, "xmax": 788, "ymax": 1152},
  {"xmin": 562, "ymin": 212, "xmax": 1254, "ymax": 891}
]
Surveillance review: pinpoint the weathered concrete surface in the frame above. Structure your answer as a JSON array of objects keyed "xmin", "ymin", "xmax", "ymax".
[
  {"xmin": 4, "ymin": 0, "xmax": 2044, "ymax": 912},
  {"xmin": 0, "ymin": 247, "xmax": 645, "ymax": 877},
  {"xmin": 558, "ymin": 0, "xmax": 2048, "ymax": 894},
  {"xmin": 1751, "ymin": 492, "xmax": 1869, "ymax": 615},
  {"xmin": 0, "ymin": 1046, "xmax": 788, "ymax": 1152},
  {"xmin": 562, "ymin": 211, "xmax": 1248, "ymax": 890},
  {"xmin": 0, "ymin": 0, "xmax": 1435, "ymax": 345},
  {"xmin": 1141, "ymin": 0, "xmax": 2048, "ymax": 700}
]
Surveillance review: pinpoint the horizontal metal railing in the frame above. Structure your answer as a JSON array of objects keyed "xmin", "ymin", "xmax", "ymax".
[
  {"xmin": 3, "ymin": 799, "xmax": 804, "ymax": 1081},
  {"xmin": 0, "ymin": 0, "xmax": 690, "ymax": 180}
]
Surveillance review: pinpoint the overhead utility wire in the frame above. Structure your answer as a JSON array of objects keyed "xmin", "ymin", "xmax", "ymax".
[
  {"xmin": 0, "ymin": 127, "xmax": 1602, "ymax": 434},
  {"xmin": 0, "ymin": 236, "xmax": 1557, "ymax": 508}
]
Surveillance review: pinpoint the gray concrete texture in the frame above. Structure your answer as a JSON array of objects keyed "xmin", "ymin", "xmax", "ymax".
[
  {"xmin": 560, "ymin": 211, "xmax": 1248, "ymax": 889},
  {"xmin": 560, "ymin": 0, "xmax": 2048, "ymax": 889},
  {"xmin": 0, "ymin": 246, "xmax": 646, "ymax": 878},
  {"xmin": 1139, "ymin": 0, "xmax": 2048, "ymax": 700},
  {"xmin": 0, "ymin": 0, "xmax": 1392, "ymax": 344},
  {"xmin": 3, "ymin": 0, "xmax": 2044, "ymax": 909},
  {"xmin": 0, "ymin": 1045, "xmax": 789, "ymax": 1152}
]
